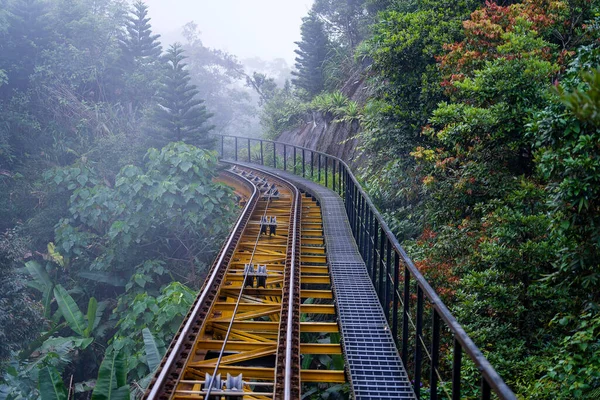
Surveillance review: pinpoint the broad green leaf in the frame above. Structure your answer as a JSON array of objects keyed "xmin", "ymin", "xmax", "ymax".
[
  {"xmin": 39, "ymin": 366, "xmax": 67, "ymax": 400},
  {"xmin": 43, "ymin": 284, "xmax": 55, "ymax": 318},
  {"xmin": 92, "ymin": 350, "xmax": 130, "ymax": 400},
  {"xmin": 54, "ymin": 284, "xmax": 86, "ymax": 336},
  {"xmin": 180, "ymin": 161, "xmax": 192, "ymax": 172},
  {"xmin": 25, "ymin": 261, "xmax": 51, "ymax": 291},
  {"xmin": 85, "ymin": 297, "xmax": 98, "ymax": 338},
  {"xmin": 142, "ymin": 328, "xmax": 162, "ymax": 371}
]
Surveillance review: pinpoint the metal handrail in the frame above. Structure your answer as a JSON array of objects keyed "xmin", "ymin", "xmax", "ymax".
[{"xmin": 216, "ymin": 134, "xmax": 517, "ymax": 400}]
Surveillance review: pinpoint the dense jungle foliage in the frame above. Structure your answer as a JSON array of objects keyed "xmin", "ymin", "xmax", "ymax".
[
  {"xmin": 256, "ymin": 0, "xmax": 600, "ymax": 398},
  {"xmin": 3, "ymin": 0, "xmax": 600, "ymax": 398},
  {"xmin": 0, "ymin": 0, "xmax": 250, "ymax": 398}
]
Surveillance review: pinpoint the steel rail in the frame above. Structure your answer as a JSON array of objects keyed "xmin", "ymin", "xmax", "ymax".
[
  {"xmin": 283, "ymin": 179, "xmax": 300, "ymax": 400},
  {"xmin": 145, "ymin": 171, "xmax": 258, "ymax": 400},
  {"xmin": 217, "ymin": 134, "xmax": 517, "ymax": 400}
]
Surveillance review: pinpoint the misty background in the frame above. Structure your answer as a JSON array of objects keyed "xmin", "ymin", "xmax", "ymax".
[
  {"xmin": 146, "ymin": 0, "xmax": 313, "ymax": 66},
  {"xmin": 142, "ymin": 0, "xmax": 314, "ymax": 137}
]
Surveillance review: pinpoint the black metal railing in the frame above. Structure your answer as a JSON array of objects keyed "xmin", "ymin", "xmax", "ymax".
[{"xmin": 217, "ymin": 134, "xmax": 517, "ymax": 400}]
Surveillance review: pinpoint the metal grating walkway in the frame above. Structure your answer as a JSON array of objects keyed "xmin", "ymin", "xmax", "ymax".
[{"xmin": 231, "ymin": 162, "xmax": 415, "ymax": 400}]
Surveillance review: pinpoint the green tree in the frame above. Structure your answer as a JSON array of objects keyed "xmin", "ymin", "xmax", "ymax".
[
  {"xmin": 119, "ymin": 0, "xmax": 162, "ymax": 114},
  {"xmin": 291, "ymin": 12, "xmax": 329, "ymax": 98},
  {"xmin": 120, "ymin": 1, "xmax": 161, "ymax": 61},
  {"xmin": 153, "ymin": 44, "xmax": 214, "ymax": 147}
]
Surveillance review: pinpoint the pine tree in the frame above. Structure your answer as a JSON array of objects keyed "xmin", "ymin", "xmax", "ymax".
[
  {"xmin": 121, "ymin": 1, "xmax": 161, "ymax": 61},
  {"xmin": 291, "ymin": 12, "xmax": 329, "ymax": 98},
  {"xmin": 153, "ymin": 44, "xmax": 214, "ymax": 147},
  {"xmin": 119, "ymin": 1, "xmax": 162, "ymax": 114}
]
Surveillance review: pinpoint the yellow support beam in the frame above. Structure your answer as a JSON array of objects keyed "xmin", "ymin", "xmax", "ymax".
[
  {"xmin": 301, "ymin": 343, "xmax": 342, "ymax": 354},
  {"xmin": 301, "ymin": 370, "xmax": 346, "ymax": 383}
]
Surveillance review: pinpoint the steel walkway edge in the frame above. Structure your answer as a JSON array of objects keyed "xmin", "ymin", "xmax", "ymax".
[{"xmin": 229, "ymin": 162, "xmax": 416, "ymax": 400}]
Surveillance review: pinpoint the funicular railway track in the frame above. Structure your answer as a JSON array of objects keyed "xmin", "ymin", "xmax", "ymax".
[{"xmin": 145, "ymin": 165, "xmax": 346, "ymax": 400}]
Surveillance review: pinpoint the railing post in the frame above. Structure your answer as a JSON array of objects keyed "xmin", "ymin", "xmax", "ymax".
[
  {"xmin": 367, "ymin": 210, "xmax": 374, "ymax": 280},
  {"xmin": 293, "ymin": 146, "xmax": 297, "ymax": 174},
  {"xmin": 283, "ymin": 145, "xmax": 287, "ymax": 171},
  {"xmin": 452, "ymin": 339, "xmax": 462, "ymax": 400},
  {"xmin": 332, "ymin": 160, "xmax": 336, "ymax": 193},
  {"xmin": 372, "ymin": 220, "xmax": 379, "ymax": 285},
  {"xmin": 325, "ymin": 158, "xmax": 328, "ymax": 188},
  {"xmin": 260, "ymin": 140, "xmax": 264, "ymax": 165},
  {"xmin": 302, "ymin": 149, "xmax": 305, "ymax": 177},
  {"xmin": 273, "ymin": 142, "xmax": 276, "ymax": 168},
  {"xmin": 353, "ymin": 185, "xmax": 359, "ymax": 237},
  {"xmin": 311, "ymin": 151, "xmax": 314, "ymax": 178},
  {"xmin": 220, "ymin": 135, "xmax": 224, "ymax": 158},
  {"xmin": 361, "ymin": 203, "xmax": 368, "ymax": 259},
  {"xmin": 482, "ymin": 378, "xmax": 491, "ymax": 400},
  {"xmin": 247, "ymin": 138, "xmax": 251, "ymax": 162},
  {"xmin": 378, "ymin": 228, "xmax": 385, "ymax": 305},
  {"xmin": 356, "ymin": 194, "xmax": 362, "ymax": 248},
  {"xmin": 318, "ymin": 154, "xmax": 321, "ymax": 182},
  {"xmin": 340, "ymin": 162, "xmax": 344, "ymax": 196},
  {"xmin": 385, "ymin": 239, "xmax": 392, "ymax": 322},
  {"xmin": 402, "ymin": 266, "xmax": 410, "ymax": 366},
  {"xmin": 431, "ymin": 310, "xmax": 441, "ymax": 400},
  {"xmin": 234, "ymin": 137, "xmax": 238, "ymax": 161},
  {"xmin": 392, "ymin": 251, "xmax": 400, "ymax": 343},
  {"xmin": 414, "ymin": 286, "xmax": 423, "ymax": 399}
]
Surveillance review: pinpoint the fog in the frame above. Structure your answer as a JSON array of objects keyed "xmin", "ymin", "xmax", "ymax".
[{"xmin": 144, "ymin": 0, "xmax": 314, "ymax": 65}]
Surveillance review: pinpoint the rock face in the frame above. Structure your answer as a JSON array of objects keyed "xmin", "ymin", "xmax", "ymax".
[{"xmin": 276, "ymin": 71, "xmax": 369, "ymax": 167}]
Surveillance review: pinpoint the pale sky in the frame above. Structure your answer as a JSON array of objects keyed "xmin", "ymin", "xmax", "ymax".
[{"xmin": 144, "ymin": 0, "xmax": 314, "ymax": 64}]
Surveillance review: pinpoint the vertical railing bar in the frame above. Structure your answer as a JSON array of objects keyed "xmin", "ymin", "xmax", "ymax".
[
  {"xmin": 302, "ymin": 148, "xmax": 305, "ymax": 177},
  {"xmin": 378, "ymin": 227, "xmax": 385, "ymax": 305},
  {"xmin": 414, "ymin": 286, "xmax": 423, "ymax": 399},
  {"xmin": 367, "ymin": 210, "xmax": 374, "ymax": 280},
  {"xmin": 481, "ymin": 377, "xmax": 491, "ymax": 400},
  {"xmin": 392, "ymin": 251, "xmax": 400, "ymax": 343},
  {"xmin": 220, "ymin": 135, "xmax": 224, "ymax": 158},
  {"xmin": 311, "ymin": 151, "xmax": 314, "ymax": 178},
  {"xmin": 352, "ymin": 183, "xmax": 357, "ymax": 235},
  {"xmin": 353, "ymin": 191, "xmax": 359, "ymax": 243},
  {"xmin": 431, "ymin": 310, "xmax": 441, "ymax": 400},
  {"xmin": 332, "ymin": 160, "xmax": 336, "ymax": 193},
  {"xmin": 318, "ymin": 154, "xmax": 321, "ymax": 182},
  {"xmin": 385, "ymin": 239, "xmax": 392, "ymax": 322},
  {"xmin": 358, "ymin": 192, "xmax": 367, "ymax": 239},
  {"xmin": 344, "ymin": 170, "xmax": 349, "ymax": 216},
  {"xmin": 293, "ymin": 146, "xmax": 297, "ymax": 174},
  {"xmin": 273, "ymin": 142, "xmax": 276, "ymax": 168},
  {"xmin": 452, "ymin": 339, "xmax": 462, "ymax": 400},
  {"xmin": 283, "ymin": 145, "xmax": 287, "ymax": 171},
  {"xmin": 260, "ymin": 140, "xmax": 264, "ymax": 165},
  {"xmin": 340, "ymin": 161, "xmax": 344, "ymax": 196},
  {"xmin": 372, "ymin": 221, "xmax": 379, "ymax": 285},
  {"xmin": 247, "ymin": 138, "xmax": 251, "ymax": 162},
  {"xmin": 234, "ymin": 137, "xmax": 238, "ymax": 161},
  {"xmin": 360, "ymin": 201, "xmax": 368, "ymax": 260},
  {"xmin": 402, "ymin": 266, "xmax": 410, "ymax": 366},
  {"xmin": 325, "ymin": 158, "xmax": 328, "ymax": 188},
  {"xmin": 357, "ymin": 194, "xmax": 363, "ymax": 249}
]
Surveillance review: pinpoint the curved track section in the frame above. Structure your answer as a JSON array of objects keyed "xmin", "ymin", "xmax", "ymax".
[{"xmin": 145, "ymin": 166, "xmax": 345, "ymax": 400}]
